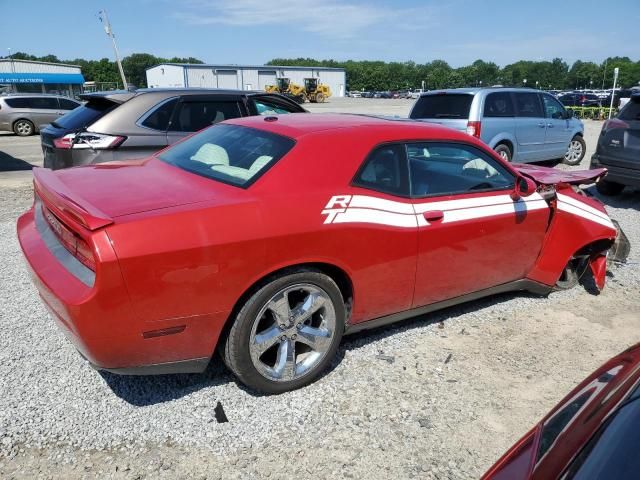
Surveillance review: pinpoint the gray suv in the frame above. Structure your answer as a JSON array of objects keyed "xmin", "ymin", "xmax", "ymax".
[
  {"xmin": 41, "ymin": 88, "xmax": 307, "ymax": 170},
  {"xmin": 409, "ymin": 88, "xmax": 586, "ymax": 165},
  {"xmin": 0, "ymin": 94, "xmax": 81, "ymax": 136}
]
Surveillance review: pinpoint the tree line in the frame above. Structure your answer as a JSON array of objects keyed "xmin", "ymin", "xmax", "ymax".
[
  {"xmin": 268, "ymin": 57, "xmax": 640, "ymax": 91},
  {"xmin": 3, "ymin": 52, "xmax": 639, "ymax": 91}
]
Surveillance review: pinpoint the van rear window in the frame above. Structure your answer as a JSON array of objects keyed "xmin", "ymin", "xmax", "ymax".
[{"xmin": 410, "ymin": 94, "xmax": 473, "ymax": 119}]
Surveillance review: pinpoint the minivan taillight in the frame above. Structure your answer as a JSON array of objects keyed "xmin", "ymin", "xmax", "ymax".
[
  {"xmin": 43, "ymin": 206, "xmax": 96, "ymax": 271},
  {"xmin": 466, "ymin": 121, "xmax": 481, "ymax": 138}
]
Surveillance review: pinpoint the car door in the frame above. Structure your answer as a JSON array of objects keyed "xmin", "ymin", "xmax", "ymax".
[
  {"xmin": 541, "ymin": 93, "xmax": 573, "ymax": 159},
  {"xmin": 28, "ymin": 96, "xmax": 59, "ymax": 129},
  {"xmin": 166, "ymin": 95, "xmax": 247, "ymax": 145},
  {"xmin": 514, "ymin": 92, "xmax": 547, "ymax": 162},
  {"xmin": 407, "ymin": 142, "xmax": 550, "ymax": 307}
]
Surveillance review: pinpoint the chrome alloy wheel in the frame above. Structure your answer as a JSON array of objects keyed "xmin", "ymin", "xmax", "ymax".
[
  {"xmin": 249, "ymin": 284, "xmax": 336, "ymax": 382},
  {"xmin": 565, "ymin": 139, "xmax": 583, "ymax": 163}
]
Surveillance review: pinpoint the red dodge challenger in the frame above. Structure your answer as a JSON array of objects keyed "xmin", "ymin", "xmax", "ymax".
[{"xmin": 17, "ymin": 113, "xmax": 624, "ymax": 393}]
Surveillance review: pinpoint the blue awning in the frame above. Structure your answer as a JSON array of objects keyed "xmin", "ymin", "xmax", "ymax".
[{"xmin": 0, "ymin": 72, "xmax": 85, "ymax": 84}]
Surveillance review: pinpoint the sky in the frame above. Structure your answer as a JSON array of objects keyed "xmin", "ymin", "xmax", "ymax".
[{"xmin": 1, "ymin": 0, "xmax": 637, "ymax": 67}]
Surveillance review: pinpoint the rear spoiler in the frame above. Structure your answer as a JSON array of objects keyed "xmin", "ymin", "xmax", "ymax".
[
  {"xmin": 513, "ymin": 164, "xmax": 608, "ymax": 186},
  {"xmin": 33, "ymin": 167, "xmax": 113, "ymax": 231}
]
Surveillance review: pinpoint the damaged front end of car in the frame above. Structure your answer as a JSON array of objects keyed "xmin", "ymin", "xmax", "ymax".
[{"xmin": 513, "ymin": 164, "xmax": 630, "ymax": 292}]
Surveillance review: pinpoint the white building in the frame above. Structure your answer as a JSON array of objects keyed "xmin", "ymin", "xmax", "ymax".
[
  {"xmin": 146, "ymin": 63, "xmax": 347, "ymax": 97},
  {"xmin": 0, "ymin": 59, "xmax": 84, "ymax": 96}
]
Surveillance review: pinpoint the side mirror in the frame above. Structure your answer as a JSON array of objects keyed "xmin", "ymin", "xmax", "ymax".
[{"xmin": 512, "ymin": 176, "xmax": 537, "ymax": 199}]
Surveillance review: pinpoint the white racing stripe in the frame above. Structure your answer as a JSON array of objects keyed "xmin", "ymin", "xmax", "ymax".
[
  {"xmin": 556, "ymin": 193, "xmax": 613, "ymax": 222},
  {"xmin": 412, "ymin": 193, "xmax": 545, "ymax": 214},
  {"xmin": 556, "ymin": 202, "xmax": 615, "ymax": 229},
  {"xmin": 331, "ymin": 208, "xmax": 419, "ymax": 228},
  {"xmin": 323, "ymin": 192, "xmax": 550, "ymax": 228},
  {"xmin": 348, "ymin": 195, "xmax": 415, "ymax": 214},
  {"xmin": 443, "ymin": 199, "xmax": 548, "ymax": 223}
]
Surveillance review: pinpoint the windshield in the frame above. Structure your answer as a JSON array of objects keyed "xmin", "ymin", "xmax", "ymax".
[
  {"xmin": 564, "ymin": 396, "xmax": 640, "ymax": 479},
  {"xmin": 410, "ymin": 94, "xmax": 473, "ymax": 119},
  {"xmin": 53, "ymin": 99, "xmax": 118, "ymax": 130},
  {"xmin": 158, "ymin": 124, "xmax": 295, "ymax": 187}
]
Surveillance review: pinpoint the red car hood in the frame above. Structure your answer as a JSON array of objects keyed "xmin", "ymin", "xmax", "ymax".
[
  {"xmin": 513, "ymin": 164, "xmax": 608, "ymax": 186},
  {"xmin": 34, "ymin": 158, "xmax": 236, "ymax": 221}
]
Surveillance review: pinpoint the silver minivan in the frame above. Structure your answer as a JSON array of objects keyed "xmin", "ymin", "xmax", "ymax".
[
  {"xmin": 409, "ymin": 88, "xmax": 586, "ymax": 165},
  {"xmin": 0, "ymin": 94, "xmax": 81, "ymax": 136}
]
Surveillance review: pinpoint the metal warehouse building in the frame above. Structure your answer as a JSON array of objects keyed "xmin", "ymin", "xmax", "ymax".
[
  {"xmin": 0, "ymin": 59, "xmax": 84, "ymax": 97},
  {"xmin": 146, "ymin": 63, "xmax": 347, "ymax": 97}
]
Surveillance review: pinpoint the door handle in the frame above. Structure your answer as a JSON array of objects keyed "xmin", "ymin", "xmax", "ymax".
[
  {"xmin": 538, "ymin": 122, "xmax": 546, "ymax": 128},
  {"xmin": 423, "ymin": 210, "xmax": 444, "ymax": 222}
]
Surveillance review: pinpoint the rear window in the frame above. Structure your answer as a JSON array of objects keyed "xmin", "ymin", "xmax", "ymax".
[
  {"xmin": 52, "ymin": 99, "xmax": 118, "ymax": 130},
  {"xmin": 4, "ymin": 97, "xmax": 30, "ymax": 108},
  {"xmin": 159, "ymin": 124, "xmax": 295, "ymax": 187},
  {"xmin": 618, "ymin": 97, "xmax": 640, "ymax": 121},
  {"xmin": 410, "ymin": 94, "xmax": 473, "ymax": 119}
]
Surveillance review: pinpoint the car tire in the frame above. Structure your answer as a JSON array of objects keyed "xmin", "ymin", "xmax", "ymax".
[
  {"xmin": 494, "ymin": 144, "xmax": 512, "ymax": 162},
  {"xmin": 13, "ymin": 119, "xmax": 35, "ymax": 136},
  {"xmin": 596, "ymin": 179, "xmax": 625, "ymax": 196},
  {"xmin": 555, "ymin": 257, "xmax": 587, "ymax": 290},
  {"xmin": 563, "ymin": 135, "xmax": 586, "ymax": 166},
  {"xmin": 222, "ymin": 269, "xmax": 345, "ymax": 394}
]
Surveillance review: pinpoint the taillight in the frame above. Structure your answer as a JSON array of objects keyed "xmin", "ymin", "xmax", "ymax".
[
  {"xmin": 53, "ymin": 132, "xmax": 125, "ymax": 150},
  {"xmin": 53, "ymin": 135, "xmax": 74, "ymax": 149},
  {"xmin": 466, "ymin": 121, "xmax": 481, "ymax": 138},
  {"xmin": 43, "ymin": 206, "xmax": 96, "ymax": 271}
]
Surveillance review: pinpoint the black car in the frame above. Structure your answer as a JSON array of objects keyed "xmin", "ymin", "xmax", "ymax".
[
  {"xmin": 558, "ymin": 93, "xmax": 602, "ymax": 107},
  {"xmin": 41, "ymin": 88, "xmax": 307, "ymax": 170},
  {"xmin": 591, "ymin": 94, "xmax": 640, "ymax": 195}
]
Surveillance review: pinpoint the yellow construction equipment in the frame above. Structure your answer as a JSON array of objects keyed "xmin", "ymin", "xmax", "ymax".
[
  {"xmin": 264, "ymin": 77, "xmax": 332, "ymax": 103},
  {"xmin": 303, "ymin": 78, "xmax": 331, "ymax": 103},
  {"xmin": 264, "ymin": 78, "xmax": 305, "ymax": 104}
]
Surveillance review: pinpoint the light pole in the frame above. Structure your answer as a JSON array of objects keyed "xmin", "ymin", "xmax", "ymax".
[
  {"xmin": 535, "ymin": 80, "xmax": 539, "ymax": 89},
  {"xmin": 98, "ymin": 10, "xmax": 128, "ymax": 90},
  {"xmin": 7, "ymin": 47, "xmax": 15, "ymax": 73},
  {"xmin": 523, "ymin": 78, "xmax": 527, "ymax": 88}
]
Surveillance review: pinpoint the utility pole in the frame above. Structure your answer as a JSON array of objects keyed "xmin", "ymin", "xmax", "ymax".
[
  {"xmin": 98, "ymin": 10, "xmax": 128, "ymax": 89},
  {"xmin": 601, "ymin": 59, "xmax": 608, "ymax": 90}
]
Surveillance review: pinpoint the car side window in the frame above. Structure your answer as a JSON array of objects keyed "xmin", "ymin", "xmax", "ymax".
[
  {"xmin": 542, "ymin": 94, "xmax": 567, "ymax": 119},
  {"xmin": 4, "ymin": 98, "xmax": 30, "ymax": 108},
  {"xmin": 483, "ymin": 92, "xmax": 515, "ymax": 117},
  {"xmin": 514, "ymin": 92, "xmax": 543, "ymax": 118},
  {"xmin": 353, "ymin": 144, "xmax": 409, "ymax": 196},
  {"xmin": 407, "ymin": 143, "xmax": 514, "ymax": 197},
  {"xmin": 252, "ymin": 97, "xmax": 298, "ymax": 115},
  {"xmin": 169, "ymin": 100, "xmax": 243, "ymax": 132},
  {"xmin": 141, "ymin": 98, "xmax": 178, "ymax": 131},
  {"xmin": 28, "ymin": 97, "xmax": 59, "ymax": 109},
  {"xmin": 58, "ymin": 99, "xmax": 80, "ymax": 110}
]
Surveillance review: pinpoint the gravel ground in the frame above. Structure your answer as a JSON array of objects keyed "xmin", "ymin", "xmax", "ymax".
[{"xmin": 1, "ymin": 99, "xmax": 639, "ymax": 479}]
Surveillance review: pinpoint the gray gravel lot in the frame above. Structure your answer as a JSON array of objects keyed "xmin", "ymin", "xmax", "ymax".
[{"xmin": 0, "ymin": 98, "xmax": 639, "ymax": 479}]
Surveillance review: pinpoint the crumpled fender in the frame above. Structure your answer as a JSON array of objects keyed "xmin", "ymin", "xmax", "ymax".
[
  {"xmin": 526, "ymin": 186, "xmax": 617, "ymax": 286},
  {"xmin": 590, "ymin": 254, "xmax": 608, "ymax": 291}
]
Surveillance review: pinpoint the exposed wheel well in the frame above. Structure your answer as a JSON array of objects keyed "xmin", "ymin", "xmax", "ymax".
[{"xmin": 216, "ymin": 263, "xmax": 354, "ymax": 351}]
